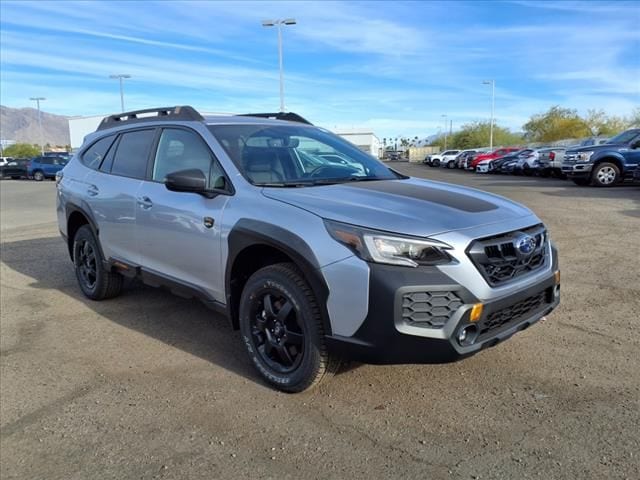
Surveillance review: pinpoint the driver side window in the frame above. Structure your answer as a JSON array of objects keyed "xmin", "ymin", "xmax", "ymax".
[{"xmin": 153, "ymin": 128, "xmax": 224, "ymax": 187}]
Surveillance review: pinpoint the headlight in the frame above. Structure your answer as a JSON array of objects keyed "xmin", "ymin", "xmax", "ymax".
[
  {"xmin": 324, "ymin": 220, "xmax": 454, "ymax": 267},
  {"xmin": 576, "ymin": 151, "xmax": 594, "ymax": 162}
]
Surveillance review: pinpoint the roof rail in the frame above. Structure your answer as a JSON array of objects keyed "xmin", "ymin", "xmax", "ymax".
[
  {"xmin": 97, "ymin": 106, "xmax": 204, "ymax": 131},
  {"xmin": 240, "ymin": 112, "xmax": 313, "ymax": 125}
]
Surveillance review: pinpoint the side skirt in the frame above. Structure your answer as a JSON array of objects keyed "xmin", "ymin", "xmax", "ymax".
[{"xmin": 105, "ymin": 257, "xmax": 229, "ymax": 317}]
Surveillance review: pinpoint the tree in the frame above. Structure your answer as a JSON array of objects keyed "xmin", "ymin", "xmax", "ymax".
[
  {"xmin": 627, "ymin": 107, "xmax": 640, "ymax": 127},
  {"xmin": 585, "ymin": 109, "xmax": 629, "ymax": 137},
  {"xmin": 430, "ymin": 121, "xmax": 523, "ymax": 150},
  {"xmin": 2, "ymin": 143, "xmax": 40, "ymax": 158},
  {"xmin": 523, "ymin": 106, "xmax": 590, "ymax": 142}
]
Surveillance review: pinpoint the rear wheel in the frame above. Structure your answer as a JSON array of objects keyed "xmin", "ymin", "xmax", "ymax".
[
  {"xmin": 73, "ymin": 225, "xmax": 123, "ymax": 300},
  {"xmin": 447, "ymin": 160, "xmax": 455, "ymax": 169},
  {"xmin": 33, "ymin": 170, "xmax": 44, "ymax": 181},
  {"xmin": 239, "ymin": 263, "xmax": 340, "ymax": 392},
  {"xmin": 591, "ymin": 162, "xmax": 619, "ymax": 187}
]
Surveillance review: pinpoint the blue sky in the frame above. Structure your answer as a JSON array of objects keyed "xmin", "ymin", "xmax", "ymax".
[{"xmin": 1, "ymin": 0, "xmax": 638, "ymax": 138}]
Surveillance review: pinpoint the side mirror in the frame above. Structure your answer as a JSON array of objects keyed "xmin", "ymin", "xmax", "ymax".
[{"xmin": 165, "ymin": 169, "xmax": 208, "ymax": 195}]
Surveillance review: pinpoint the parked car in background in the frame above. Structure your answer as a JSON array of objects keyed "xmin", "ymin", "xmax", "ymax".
[
  {"xmin": 454, "ymin": 149, "xmax": 479, "ymax": 169},
  {"xmin": 634, "ymin": 164, "xmax": 640, "ymax": 182},
  {"xmin": 538, "ymin": 147, "xmax": 566, "ymax": 177},
  {"xmin": 0, "ymin": 158, "xmax": 30, "ymax": 179},
  {"xmin": 489, "ymin": 151, "xmax": 525, "ymax": 173},
  {"xmin": 477, "ymin": 149, "xmax": 534, "ymax": 175},
  {"xmin": 470, "ymin": 147, "xmax": 520, "ymax": 170},
  {"xmin": 1, "ymin": 156, "xmax": 14, "ymax": 166},
  {"xmin": 562, "ymin": 128, "xmax": 640, "ymax": 186},
  {"xmin": 28, "ymin": 155, "xmax": 69, "ymax": 181},
  {"xmin": 424, "ymin": 150, "xmax": 460, "ymax": 167}
]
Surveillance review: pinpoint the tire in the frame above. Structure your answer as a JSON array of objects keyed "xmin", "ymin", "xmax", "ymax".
[
  {"xmin": 572, "ymin": 178, "xmax": 590, "ymax": 186},
  {"xmin": 447, "ymin": 160, "xmax": 455, "ymax": 169},
  {"xmin": 591, "ymin": 162, "xmax": 620, "ymax": 187},
  {"xmin": 73, "ymin": 225, "xmax": 123, "ymax": 300},
  {"xmin": 239, "ymin": 262, "xmax": 340, "ymax": 392},
  {"xmin": 33, "ymin": 170, "xmax": 44, "ymax": 181}
]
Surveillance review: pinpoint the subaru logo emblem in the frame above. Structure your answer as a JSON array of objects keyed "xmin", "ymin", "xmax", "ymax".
[{"xmin": 515, "ymin": 234, "xmax": 536, "ymax": 256}]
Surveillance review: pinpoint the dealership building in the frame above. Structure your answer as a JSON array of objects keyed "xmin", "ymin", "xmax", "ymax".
[{"xmin": 68, "ymin": 114, "xmax": 381, "ymax": 157}]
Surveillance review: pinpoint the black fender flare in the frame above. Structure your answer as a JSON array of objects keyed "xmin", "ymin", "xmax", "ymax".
[
  {"xmin": 225, "ymin": 219, "xmax": 332, "ymax": 335},
  {"xmin": 65, "ymin": 201, "xmax": 105, "ymax": 262}
]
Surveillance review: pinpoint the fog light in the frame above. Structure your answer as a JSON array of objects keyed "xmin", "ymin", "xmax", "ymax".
[
  {"xmin": 554, "ymin": 270, "xmax": 561, "ymax": 284},
  {"xmin": 457, "ymin": 325, "xmax": 479, "ymax": 346},
  {"xmin": 469, "ymin": 303, "xmax": 483, "ymax": 322}
]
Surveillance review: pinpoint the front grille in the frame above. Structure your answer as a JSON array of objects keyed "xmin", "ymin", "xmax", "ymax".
[
  {"xmin": 562, "ymin": 153, "xmax": 578, "ymax": 165},
  {"xmin": 401, "ymin": 291, "xmax": 463, "ymax": 328},
  {"xmin": 478, "ymin": 290, "xmax": 548, "ymax": 338},
  {"xmin": 467, "ymin": 224, "xmax": 548, "ymax": 286}
]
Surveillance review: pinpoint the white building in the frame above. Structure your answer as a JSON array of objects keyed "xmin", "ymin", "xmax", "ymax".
[{"xmin": 333, "ymin": 129, "xmax": 381, "ymax": 158}]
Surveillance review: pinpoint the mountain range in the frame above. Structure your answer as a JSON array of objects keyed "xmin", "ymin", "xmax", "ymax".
[{"xmin": 1, "ymin": 105, "xmax": 70, "ymax": 147}]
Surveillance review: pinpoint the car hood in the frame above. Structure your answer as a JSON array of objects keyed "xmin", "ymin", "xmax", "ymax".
[
  {"xmin": 261, "ymin": 178, "xmax": 534, "ymax": 237},
  {"xmin": 567, "ymin": 143, "xmax": 623, "ymax": 153}
]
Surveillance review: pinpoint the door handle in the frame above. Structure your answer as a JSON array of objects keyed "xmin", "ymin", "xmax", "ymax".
[
  {"xmin": 87, "ymin": 185, "xmax": 99, "ymax": 196},
  {"xmin": 137, "ymin": 196, "xmax": 153, "ymax": 209}
]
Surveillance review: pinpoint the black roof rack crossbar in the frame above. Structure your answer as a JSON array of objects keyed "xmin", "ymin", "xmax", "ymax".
[
  {"xmin": 97, "ymin": 106, "xmax": 204, "ymax": 131},
  {"xmin": 239, "ymin": 112, "xmax": 313, "ymax": 125}
]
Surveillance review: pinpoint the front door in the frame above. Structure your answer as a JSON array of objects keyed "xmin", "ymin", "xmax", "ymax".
[{"xmin": 135, "ymin": 127, "xmax": 230, "ymax": 303}]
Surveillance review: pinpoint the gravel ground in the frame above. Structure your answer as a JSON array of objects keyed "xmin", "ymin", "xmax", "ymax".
[{"xmin": 1, "ymin": 169, "xmax": 639, "ymax": 480}]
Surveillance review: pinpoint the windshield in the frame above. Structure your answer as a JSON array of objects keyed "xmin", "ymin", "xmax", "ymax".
[
  {"xmin": 209, "ymin": 124, "xmax": 400, "ymax": 186},
  {"xmin": 606, "ymin": 130, "xmax": 639, "ymax": 145}
]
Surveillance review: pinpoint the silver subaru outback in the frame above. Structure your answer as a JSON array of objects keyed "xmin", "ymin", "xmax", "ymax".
[{"xmin": 57, "ymin": 106, "xmax": 560, "ymax": 392}]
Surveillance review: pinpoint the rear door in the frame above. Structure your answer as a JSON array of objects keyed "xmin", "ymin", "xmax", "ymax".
[
  {"xmin": 83, "ymin": 128, "xmax": 156, "ymax": 264},
  {"xmin": 135, "ymin": 127, "xmax": 231, "ymax": 302}
]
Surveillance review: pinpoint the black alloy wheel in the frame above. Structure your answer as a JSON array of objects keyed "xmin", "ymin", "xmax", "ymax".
[
  {"xmin": 239, "ymin": 263, "xmax": 339, "ymax": 392},
  {"xmin": 249, "ymin": 290, "xmax": 305, "ymax": 373},
  {"xmin": 72, "ymin": 225, "xmax": 123, "ymax": 300},
  {"xmin": 76, "ymin": 239, "xmax": 98, "ymax": 291}
]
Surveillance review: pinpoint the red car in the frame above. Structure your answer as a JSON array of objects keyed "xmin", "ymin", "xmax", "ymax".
[{"xmin": 470, "ymin": 147, "xmax": 521, "ymax": 169}]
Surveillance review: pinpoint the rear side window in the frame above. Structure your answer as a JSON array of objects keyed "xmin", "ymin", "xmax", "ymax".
[
  {"xmin": 82, "ymin": 135, "xmax": 115, "ymax": 170},
  {"xmin": 110, "ymin": 129, "xmax": 155, "ymax": 179}
]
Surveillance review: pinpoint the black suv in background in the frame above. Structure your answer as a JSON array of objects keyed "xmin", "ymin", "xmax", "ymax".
[
  {"xmin": 0, "ymin": 158, "xmax": 30, "ymax": 179},
  {"xmin": 562, "ymin": 129, "xmax": 640, "ymax": 186}
]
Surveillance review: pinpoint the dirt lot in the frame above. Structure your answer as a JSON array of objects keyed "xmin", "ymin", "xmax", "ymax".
[{"xmin": 1, "ymin": 169, "xmax": 639, "ymax": 480}]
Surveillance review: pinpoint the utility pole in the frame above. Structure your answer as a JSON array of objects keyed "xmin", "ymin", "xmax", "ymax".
[
  {"xmin": 29, "ymin": 97, "xmax": 46, "ymax": 155},
  {"xmin": 262, "ymin": 18, "xmax": 297, "ymax": 112},
  {"xmin": 483, "ymin": 80, "xmax": 495, "ymax": 149},
  {"xmin": 109, "ymin": 74, "xmax": 131, "ymax": 112}
]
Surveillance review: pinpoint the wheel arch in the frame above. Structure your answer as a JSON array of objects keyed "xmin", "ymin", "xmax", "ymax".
[
  {"xmin": 226, "ymin": 220, "xmax": 332, "ymax": 335},
  {"xmin": 593, "ymin": 155, "xmax": 624, "ymax": 171},
  {"xmin": 65, "ymin": 202, "xmax": 102, "ymax": 261}
]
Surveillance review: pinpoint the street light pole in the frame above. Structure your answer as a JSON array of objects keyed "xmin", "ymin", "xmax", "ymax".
[
  {"xmin": 441, "ymin": 114, "xmax": 448, "ymax": 150},
  {"xmin": 262, "ymin": 18, "xmax": 296, "ymax": 112},
  {"xmin": 29, "ymin": 97, "xmax": 46, "ymax": 155},
  {"xmin": 109, "ymin": 74, "xmax": 131, "ymax": 112},
  {"xmin": 483, "ymin": 80, "xmax": 495, "ymax": 150}
]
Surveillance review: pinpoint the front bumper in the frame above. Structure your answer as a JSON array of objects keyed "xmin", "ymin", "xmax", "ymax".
[
  {"xmin": 561, "ymin": 162, "xmax": 593, "ymax": 178},
  {"xmin": 326, "ymin": 257, "xmax": 560, "ymax": 364}
]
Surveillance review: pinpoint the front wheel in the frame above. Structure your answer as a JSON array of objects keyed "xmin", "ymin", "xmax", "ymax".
[
  {"xmin": 239, "ymin": 263, "xmax": 340, "ymax": 392},
  {"xmin": 447, "ymin": 160, "xmax": 455, "ymax": 169},
  {"xmin": 591, "ymin": 162, "xmax": 619, "ymax": 187},
  {"xmin": 33, "ymin": 170, "xmax": 44, "ymax": 181}
]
